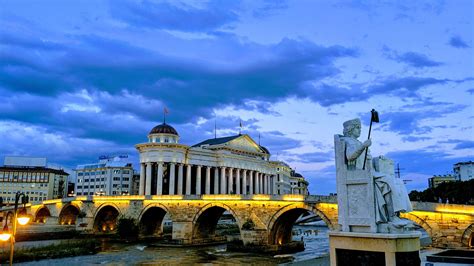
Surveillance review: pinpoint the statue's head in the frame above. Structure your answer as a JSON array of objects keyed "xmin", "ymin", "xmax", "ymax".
[{"xmin": 343, "ymin": 118, "xmax": 361, "ymax": 138}]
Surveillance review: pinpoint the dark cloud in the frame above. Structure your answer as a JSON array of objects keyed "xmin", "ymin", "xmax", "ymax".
[
  {"xmin": 402, "ymin": 136, "xmax": 431, "ymax": 142},
  {"xmin": 385, "ymin": 150, "xmax": 472, "ymax": 177},
  {"xmin": 439, "ymin": 139, "xmax": 474, "ymax": 150},
  {"xmin": 448, "ymin": 35, "xmax": 470, "ymax": 48},
  {"xmin": 109, "ymin": 0, "xmax": 239, "ymax": 32},
  {"xmin": 302, "ymin": 76, "xmax": 450, "ymax": 107},
  {"xmin": 378, "ymin": 103, "xmax": 467, "ymax": 135},
  {"xmin": 383, "ymin": 46, "xmax": 442, "ymax": 67},
  {"xmin": 1, "ymin": 25, "xmax": 357, "ymax": 124},
  {"xmin": 286, "ymin": 151, "xmax": 333, "ymax": 164},
  {"xmin": 252, "ymin": 0, "xmax": 288, "ymax": 18}
]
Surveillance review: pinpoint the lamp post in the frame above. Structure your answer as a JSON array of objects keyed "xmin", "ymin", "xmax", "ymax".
[{"xmin": 0, "ymin": 192, "xmax": 30, "ymax": 266}]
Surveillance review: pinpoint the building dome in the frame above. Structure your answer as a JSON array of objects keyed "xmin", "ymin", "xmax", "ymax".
[
  {"xmin": 149, "ymin": 123, "xmax": 179, "ymax": 136},
  {"xmin": 259, "ymin": 145, "xmax": 270, "ymax": 154}
]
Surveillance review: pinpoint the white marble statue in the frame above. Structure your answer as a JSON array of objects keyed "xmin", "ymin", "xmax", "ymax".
[{"xmin": 341, "ymin": 118, "xmax": 413, "ymax": 229}]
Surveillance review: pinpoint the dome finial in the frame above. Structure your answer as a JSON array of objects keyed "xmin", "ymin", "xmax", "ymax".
[{"xmin": 163, "ymin": 107, "xmax": 169, "ymax": 124}]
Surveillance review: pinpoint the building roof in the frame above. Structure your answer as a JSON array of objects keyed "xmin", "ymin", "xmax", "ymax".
[
  {"xmin": 259, "ymin": 145, "xmax": 270, "ymax": 154},
  {"xmin": 454, "ymin": 161, "xmax": 473, "ymax": 166},
  {"xmin": 149, "ymin": 122, "xmax": 179, "ymax": 136},
  {"xmin": 192, "ymin": 135, "xmax": 241, "ymax": 147},
  {"xmin": 0, "ymin": 166, "xmax": 69, "ymax": 175}
]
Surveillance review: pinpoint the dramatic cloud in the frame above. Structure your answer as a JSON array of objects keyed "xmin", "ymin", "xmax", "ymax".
[
  {"xmin": 448, "ymin": 35, "xmax": 470, "ymax": 48},
  {"xmin": 0, "ymin": 1, "xmax": 471, "ymax": 195},
  {"xmin": 383, "ymin": 47, "xmax": 442, "ymax": 68},
  {"xmin": 110, "ymin": 0, "xmax": 239, "ymax": 32}
]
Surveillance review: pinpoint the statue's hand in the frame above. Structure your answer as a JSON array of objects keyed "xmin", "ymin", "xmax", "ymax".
[{"xmin": 363, "ymin": 139, "xmax": 372, "ymax": 148}]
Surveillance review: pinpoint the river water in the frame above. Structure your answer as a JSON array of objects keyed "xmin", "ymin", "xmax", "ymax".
[{"xmin": 17, "ymin": 225, "xmax": 329, "ymax": 266}]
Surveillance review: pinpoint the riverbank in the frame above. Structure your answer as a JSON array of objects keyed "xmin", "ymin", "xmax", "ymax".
[{"xmin": 0, "ymin": 239, "xmax": 99, "ymax": 264}]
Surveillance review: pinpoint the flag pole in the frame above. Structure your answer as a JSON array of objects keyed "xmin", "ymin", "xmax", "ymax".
[{"xmin": 362, "ymin": 109, "xmax": 379, "ymax": 170}]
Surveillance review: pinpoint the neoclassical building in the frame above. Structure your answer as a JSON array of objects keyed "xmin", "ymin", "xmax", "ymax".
[{"xmin": 135, "ymin": 122, "xmax": 308, "ymax": 196}]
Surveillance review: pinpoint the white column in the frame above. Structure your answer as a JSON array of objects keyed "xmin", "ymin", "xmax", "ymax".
[
  {"xmin": 214, "ymin": 167, "xmax": 219, "ymax": 194},
  {"xmin": 254, "ymin": 171, "xmax": 260, "ymax": 194},
  {"xmin": 178, "ymin": 164, "xmax": 183, "ymax": 195},
  {"xmin": 196, "ymin": 165, "xmax": 202, "ymax": 195},
  {"xmin": 169, "ymin": 163, "xmax": 175, "ymax": 195},
  {"xmin": 139, "ymin": 163, "xmax": 145, "ymax": 195},
  {"xmin": 205, "ymin": 166, "xmax": 211, "ymax": 194},
  {"xmin": 242, "ymin": 170, "xmax": 247, "ymax": 195},
  {"xmin": 262, "ymin": 174, "xmax": 266, "ymax": 194},
  {"xmin": 145, "ymin": 162, "xmax": 152, "ymax": 195},
  {"xmin": 249, "ymin": 170, "xmax": 254, "ymax": 195},
  {"xmin": 228, "ymin": 168, "xmax": 233, "ymax": 194},
  {"xmin": 272, "ymin": 175, "xmax": 276, "ymax": 195},
  {"xmin": 265, "ymin": 174, "xmax": 271, "ymax": 195},
  {"xmin": 156, "ymin": 163, "xmax": 163, "ymax": 195},
  {"xmin": 220, "ymin": 167, "xmax": 226, "ymax": 194},
  {"xmin": 186, "ymin": 164, "xmax": 192, "ymax": 195},
  {"xmin": 236, "ymin": 169, "xmax": 241, "ymax": 195}
]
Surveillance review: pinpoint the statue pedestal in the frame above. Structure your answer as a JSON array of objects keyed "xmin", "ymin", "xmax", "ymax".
[{"xmin": 329, "ymin": 231, "xmax": 421, "ymax": 266}]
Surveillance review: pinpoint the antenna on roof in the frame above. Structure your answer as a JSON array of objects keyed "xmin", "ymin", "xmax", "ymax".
[
  {"xmin": 163, "ymin": 107, "xmax": 169, "ymax": 124},
  {"xmin": 214, "ymin": 117, "xmax": 217, "ymax": 139},
  {"xmin": 258, "ymin": 133, "xmax": 261, "ymax": 146},
  {"xmin": 239, "ymin": 119, "xmax": 242, "ymax": 135}
]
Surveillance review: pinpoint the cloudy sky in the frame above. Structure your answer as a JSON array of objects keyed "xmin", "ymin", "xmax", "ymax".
[{"xmin": 1, "ymin": 0, "xmax": 472, "ymax": 195}]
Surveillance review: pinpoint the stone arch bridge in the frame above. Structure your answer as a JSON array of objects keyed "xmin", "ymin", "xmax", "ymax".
[{"xmin": 2, "ymin": 195, "xmax": 473, "ymax": 248}]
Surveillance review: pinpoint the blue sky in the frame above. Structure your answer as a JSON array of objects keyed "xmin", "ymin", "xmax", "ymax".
[{"xmin": 1, "ymin": 0, "xmax": 472, "ymax": 195}]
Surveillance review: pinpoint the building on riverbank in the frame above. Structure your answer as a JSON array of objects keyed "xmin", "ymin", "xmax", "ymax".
[
  {"xmin": 135, "ymin": 122, "xmax": 308, "ymax": 196},
  {"xmin": 74, "ymin": 155, "xmax": 133, "ymax": 196},
  {"xmin": 0, "ymin": 156, "xmax": 69, "ymax": 204},
  {"xmin": 454, "ymin": 161, "xmax": 474, "ymax": 181}
]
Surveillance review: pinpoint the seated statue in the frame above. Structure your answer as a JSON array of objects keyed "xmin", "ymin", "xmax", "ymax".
[{"xmin": 341, "ymin": 118, "xmax": 413, "ymax": 230}]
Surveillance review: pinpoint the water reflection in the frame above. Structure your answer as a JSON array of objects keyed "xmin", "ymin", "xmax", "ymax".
[{"xmin": 18, "ymin": 225, "xmax": 329, "ymax": 266}]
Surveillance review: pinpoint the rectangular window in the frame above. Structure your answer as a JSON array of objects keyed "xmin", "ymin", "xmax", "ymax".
[
  {"xmin": 78, "ymin": 172, "xmax": 84, "ymax": 176},
  {"xmin": 113, "ymin": 170, "xmax": 121, "ymax": 174},
  {"xmin": 123, "ymin": 170, "xmax": 130, "ymax": 174},
  {"xmin": 122, "ymin": 178, "xmax": 129, "ymax": 181},
  {"xmin": 113, "ymin": 177, "xmax": 120, "ymax": 181},
  {"xmin": 77, "ymin": 186, "xmax": 82, "ymax": 189},
  {"xmin": 77, "ymin": 192, "xmax": 82, "ymax": 196}
]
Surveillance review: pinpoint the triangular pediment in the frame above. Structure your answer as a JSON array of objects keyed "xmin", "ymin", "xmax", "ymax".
[{"xmin": 226, "ymin": 135, "xmax": 262, "ymax": 153}]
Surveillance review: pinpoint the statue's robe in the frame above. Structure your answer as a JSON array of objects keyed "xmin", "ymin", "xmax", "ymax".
[{"xmin": 342, "ymin": 137, "xmax": 412, "ymax": 224}]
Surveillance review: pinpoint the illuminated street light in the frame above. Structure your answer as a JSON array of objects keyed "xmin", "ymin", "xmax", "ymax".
[
  {"xmin": 0, "ymin": 191, "xmax": 30, "ymax": 266},
  {"xmin": 0, "ymin": 224, "xmax": 11, "ymax": 241}
]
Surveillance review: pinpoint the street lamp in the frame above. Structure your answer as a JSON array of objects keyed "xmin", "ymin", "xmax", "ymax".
[{"xmin": 0, "ymin": 191, "xmax": 30, "ymax": 266}]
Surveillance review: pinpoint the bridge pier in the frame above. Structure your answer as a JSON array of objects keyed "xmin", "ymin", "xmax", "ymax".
[
  {"xmin": 241, "ymin": 229, "xmax": 268, "ymax": 246},
  {"xmin": 172, "ymin": 221, "xmax": 194, "ymax": 244}
]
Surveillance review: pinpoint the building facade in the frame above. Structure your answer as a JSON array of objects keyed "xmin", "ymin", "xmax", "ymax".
[
  {"xmin": 290, "ymin": 171, "xmax": 309, "ymax": 195},
  {"xmin": 454, "ymin": 161, "xmax": 474, "ymax": 181},
  {"xmin": 135, "ymin": 122, "xmax": 308, "ymax": 196},
  {"xmin": 0, "ymin": 157, "xmax": 68, "ymax": 204},
  {"xmin": 74, "ymin": 156, "xmax": 133, "ymax": 196},
  {"xmin": 428, "ymin": 174, "xmax": 456, "ymax": 189}
]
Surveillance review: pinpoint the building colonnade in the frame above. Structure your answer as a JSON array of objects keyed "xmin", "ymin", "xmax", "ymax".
[{"xmin": 139, "ymin": 162, "xmax": 278, "ymax": 196}]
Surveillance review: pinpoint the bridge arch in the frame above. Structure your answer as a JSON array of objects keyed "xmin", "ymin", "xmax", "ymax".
[
  {"xmin": 138, "ymin": 203, "xmax": 172, "ymax": 237},
  {"xmin": 34, "ymin": 206, "xmax": 51, "ymax": 223},
  {"xmin": 192, "ymin": 202, "xmax": 241, "ymax": 241},
  {"xmin": 267, "ymin": 203, "xmax": 335, "ymax": 245},
  {"xmin": 461, "ymin": 224, "xmax": 474, "ymax": 247},
  {"xmin": 93, "ymin": 203, "xmax": 121, "ymax": 233},
  {"xmin": 58, "ymin": 203, "xmax": 81, "ymax": 225},
  {"xmin": 400, "ymin": 212, "xmax": 434, "ymax": 237}
]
